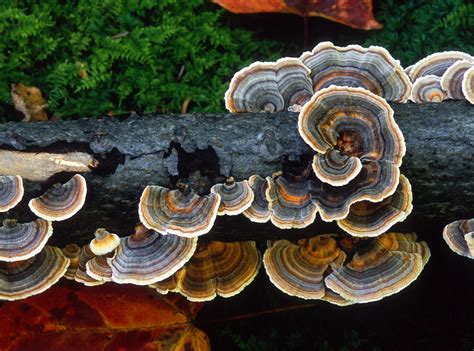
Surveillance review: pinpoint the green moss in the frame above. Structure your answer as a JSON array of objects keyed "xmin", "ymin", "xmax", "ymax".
[
  {"xmin": 0, "ymin": 0, "xmax": 280, "ymax": 119},
  {"xmin": 364, "ymin": 0, "xmax": 474, "ymax": 66}
]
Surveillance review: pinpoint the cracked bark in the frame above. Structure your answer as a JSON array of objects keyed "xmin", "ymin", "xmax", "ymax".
[{"xmin": 0, "ymin": 101, "xmax": 473, "ymax": 245}]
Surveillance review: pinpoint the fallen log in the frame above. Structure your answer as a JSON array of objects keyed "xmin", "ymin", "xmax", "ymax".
[{"xmin": 0, "ymin": 101, "xmax": 473, "ymax": 245}]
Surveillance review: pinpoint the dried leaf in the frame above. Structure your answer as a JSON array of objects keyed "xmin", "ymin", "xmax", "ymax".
[
  {"xmin": 11, "ymin": 83, "xmax": 49, "ymax": 122},
  {"xmin": 0, "ymin": 281, "xmax": 210, "ymax": 351},
  {"xmin": 213, "ymin": 0, "xmax": 382, "ymax": 30}
]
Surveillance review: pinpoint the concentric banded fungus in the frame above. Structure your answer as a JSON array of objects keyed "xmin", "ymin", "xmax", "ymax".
[
  {"xmin": 109, "ymin": 224, "xmax": 197, "ymax": 285},
  {"xmin": 410, "ymin": 75, "xmax": 447, "ymax": 103},
  {"xmin": 28, "ymin": 174, "xmax": 87, "ymax": 221},
  {"xmin": 139, "ymin": 184, "xmax": 220, "ymax": 238},
  {"xmin": 299, "ymin": 41, "xmax": 411, "ymax": 102},
  {"xmin": 89, "ymin": 228, "xmax": 120, "ymax": 256},
  {"xmin": 266, "ymin": 174, "xmax": 317, "ymax": 229},
  {"xmin": 210, "ymin": 177, "xmax": 254, "ymax": 216},
  {"xmin": 337, "ymin": 175, "xmax": 413, "ymax": 237},
  {"xmin": 0, "ymin": 246, "xmax": 69, "ymax": 301},
  {"xmin": 0, "ymin": 175, "xmax": 24, "ymax": 212},
  {"xmin": 299, "ymin": 86, "xmax": 405, "ymax": 189},
  {"xmin": 443, "ymin": 219, "xmax": 474, "ymax": 259},
  {"xmin": 378, "ymin": 232, "xmax": 431, "ymax": 265},
  {"xmin": 86, "ymin": 254, "xmax": 113, "ymax": 282},
  {"xmin": 152, "ymin": 241, "xmax": 261, "ymax": 301},
  {"xmin": 0, "ymin": 218, "xmax": 53, "ymax": 262},
  {"xmin": 409, "ymin": 51, "xmax": 474, "ymax": 81},
  {"xmin": 242, "ymin": 175, "xmax": 271, "ymax": 223},
  {"xmin": 263, "ymin": 235, "xmax": 343, "ymax": 299},
  {"xmin": 224, "ymin": 58, "xmax": 313, "ymax": 112},
  {"xmin": 325, "ymin": 241, "xmax": 423, "ymax": 303},
  {"xmin": 74, "ymin": 244, "xmax": 103, "ymax": 286},
  {"xmin": 61, "ymin": 244, "xmax": 81, "ymax": 280},
  {"xmin": 440, "ymin": 60, "xmax": 473, "ymax": 99},
  {"xmin": 321, "ymin": 290, "xmax": 354, "ymax": 307},
  {"xmin": 462, "ymin": 67, "xmax": 474, "ymax": 104}
]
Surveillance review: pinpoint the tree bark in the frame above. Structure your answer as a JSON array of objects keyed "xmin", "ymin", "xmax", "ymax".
[{"xmin": 0, "ymin": 101, "xmax": 473, "ymax": 245}]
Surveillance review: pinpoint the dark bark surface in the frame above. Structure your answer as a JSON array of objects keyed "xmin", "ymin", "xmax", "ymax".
[{"xmin": 0, "ymin": 101, "xmax": 473, "ymax": 245}]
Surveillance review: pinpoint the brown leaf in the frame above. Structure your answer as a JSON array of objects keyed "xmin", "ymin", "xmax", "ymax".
[
  {"xmin": 11, "ymin": 83, "xmax": 49, "ymax": 122},
  {"xmin": 0, "ymin": 280, "xmax": 210, "ymax": 351},
  {"xmin": 213, "ymin": 0, "xmax": 382, "ymax": 30}
]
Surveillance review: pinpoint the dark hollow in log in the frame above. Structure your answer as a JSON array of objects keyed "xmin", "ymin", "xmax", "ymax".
[{"xmin": 0, "ymin": 101, "xmax": 473, "ymax": 246}]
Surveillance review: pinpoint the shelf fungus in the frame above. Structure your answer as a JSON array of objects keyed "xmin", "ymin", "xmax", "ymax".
[
  {"xmin": 299, "ymin": 42, "xmax": 411, "ymax": 102},
  {"xmin": 440, "ymin": 60, "xmax": 473, "ymax": 100},
  {"xmin": 28, "ymin": 174, "xmax": 87, "ymax": 221},
  {"xmin": 109, "ymin": 224, "xmax": 197, "ymax": 285},
  {"xmin": 61, "ymin": 244, "xmax": 81, "ymax": 280},
  {"xmin": 442, "ymin": 219, "xmax": 474, "ymax": 259},
  {"xmin": 299, "ymin": 86, "xmax": 404, "ymax": 191},
  {"xmin": 266, "ymin": 173, "xmax": 318, "ymax": 229},
  {"xmin": 408, "ymin": 51, "xmax": 474, "ymax": 82},
  {"xmin": 337, "ymin": 175, "xmax": 413, "ymax": 237},
  {"xmin": 74, "ymin": 244, "xmax": 104, "ymax": 286},
  {"xmin": 89, "ymin": 228, "xmax": 120, "ymax": 256},
  {"xmin": 325, "ymin": 240, "xmax": 425, "ymax": 303},
  {"xmin": 242, "ymin": 175, "xmax": 271, "ymax": 223},
  {"xmin": 263, "ymin": 235, "xmax": 345, "ymax": 300},
  {"xmin": 0, "ymin": 175, "xmax": 24, "ymax": 212},
  {"xmin": 462, "ymin": 67, "xmax": 474, "ymax": 104},
  {"xmin": 224, "ymin": 58, "xmax": 313, "ymax": 112},
  {"xmin": 378, "ymin": 232, "xmax": 431, "ymax": 265},
  {"xmin": 151, "ymin": 241, "xmax": 261, "ymax": 301},
  {"xmin": 86, "ymin": 253, "xmax": 113, "ymax": 282},
  {"xmin": 410, "ymin": 75, "xmax": 447, "ymax": 103},
  {"xmin": 0, "ymin": 218, "xmax": 53, "ymax": 262},
  {"xmin": 210, "ymin": 177, "xmax": 254, "ymax": 216},
  {"xmin": 0, "ymin": 246, "xmax": 69, "ymax": 301},
  {"xmin": 139, "ymin": 183, "xmax": 220, "ymax": 238}
]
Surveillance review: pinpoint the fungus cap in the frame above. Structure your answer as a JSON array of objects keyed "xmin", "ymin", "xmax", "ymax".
[
  {"xmin": 139, "ymin": 184, "xmax": 220, "ymax": 238},
  {"xmin": 225, "ymin": 58, "xmax": 313, "ymax": 113},
  {"xmin": 89, "ymin": 228, "xmax": 120, "ymax": 256},
  {"xmin": 440, "ymin": 60, "xmax": 473, "ymax": 100},
  {"xmin": 109, "ymin": 224, "xmax": 197, "ymax": 285},
  {"xmin": 74, "ymin": 244, "xmax": 104, "ymax": 286},
  {"xmin": 0, "ymin": 246, "xmax": 69, "ymax": 301},
  {"xmin": 0, "ymin": 218, "xmax": 53, "ymax": 262},
  {"xmin": 266, "ymin": 174, "xmax": 317, "ymax": 229},
  {"xmin": 443, "ymin": 219, "xmax": 474, "ymax": 259},
  {"xmin": 210, "ymin": 177, "xmax": 254, "ymax": 216},
  {"xmin": 0, "ymin": 175, "xmax": 24, "ymax": 212},
  {"xmin": 410, "ymin": 75, "xmax": 447, "ymax": 103},
  {"xmin": 409, "ymin": 51, "xmax": 474, "ymax": 81},
  {"xmin": 242, "ymin": 175, "xmax": 271, "ymax": 223},
  {"xmin": 86, "ymin": 253, "xmax": 113, "ymax": 282},
  {"xmin": 28, "ymin": 174, "xmax": 87, "ymax": 221},
  {"xmin": 462, "ymin": 67, "xmax": 474, "ymax": 104},
  {"xmin": 378, "ymin": 232, "xmax": 431, "ymax": 265},
  {"xmin": 337, "ymin": 175, "xmax": 413, "ymax": 237},
  {"xmin": 61, "ymin": 244, "xmax": 81, "ymax": 280},
  {"xmin": 299, "ymin": 41, "xmax": 412, "ymax": 102}
]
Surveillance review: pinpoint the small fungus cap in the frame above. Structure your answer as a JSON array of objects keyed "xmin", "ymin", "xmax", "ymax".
[
  {"xmin": 299, "ymin": 41, "xmax": 412, "ymax": 102},
  {"xmin": 0, "ymin": 218, "xmax": 53, "ymax": 262},
  {"xmin": 242, "ymin": 175, "xmax": 271, "ymax": 223},
  {"xmin": 74, "ymin": 244, "xmax": 103, "ymax": 286},
  {"xmin": 443, "ymin": 219, "xmax": 474, "ymax": 259},
  {"xmin": 325, "ymin": 241, "xmax": 423, "ymax": 303},
  {"xmin": 378, "ymin": 232, "xmax": 431, "ymax": 265},
  {"xmin": 265, "ymin": 174, "xmax": 317, "ymax": 229},
  {"xmin": 0, "ymin": 246, "xmax": 69, "ymax": 301},
  {"xmin": 299, "ymin": 86, "xmax": 405, "ymax": 188},
  {"xmin": 109, "ymin": 224, "xmax": 197, "ymax": 285},
  {"xmin": 86, "ymin": 253, "xmax": 113, "ymax": 282},
  {"xmin": 409, "ymin": 51, "xmax": 474, "ymax": 81},
  {"xmin": 440, "ymin": 60, "xmax": 473, "ymax": 100},
  {"xmin": 210, "ymin": 177, "xmax": 254, "ymax": 216},
  {"xmin": 0, "ymin": 175, "xmax": 24, "ymax": 212},
  {"xmin": 28, "ymin": 174, "xmax": 87, "ymax": 221},
  {"xmin": 462, "ymin": 67, "xmax": 474, "ymax": 104},
  {"xmin": 337, "ymin": 175, "xmax": 413, "ymax": 237},
  {"xmin": 263, "ymin": 235, "xmax": 341, "ymax": 300},
  {"xmin": 61, "ymin": 244, "xmax": 81, "ymax": 280},
  {"xmin": 139, "ymin": 185, "xmax": 221, "ymax": 238},
  {"xmin": 90, "ymin": 228, "xmax": 120, "ymax": 256},
  {"xmin": 225, "ymin": 58, "xmax": 313, "ymax": 112},
  {"xmin": 410, "ymin": 75, "xmax": 447, "ymax": 103}
]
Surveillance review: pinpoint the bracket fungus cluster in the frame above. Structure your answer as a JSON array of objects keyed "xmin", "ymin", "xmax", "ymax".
[
  {"xmin": 264, "ymin": 233, "xmax": 429, "ymax": 304},
  {"xmin": 151, "ymin": 241, "xmax": 261, "ymax": 301},
  {"xmin": 210, "ymin": 177, "xmax": 254, "ymax": 216},
  {"xmin": 407, "ymin": 51, "xmax": 474, "ymax": 103},
  {"xmin": 0, "ymin": 175, "xmax": 24, "ymax": 212},
  {"xmin": 443, "ymin": 219, "xmax": 474, "ymax": 259}
]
